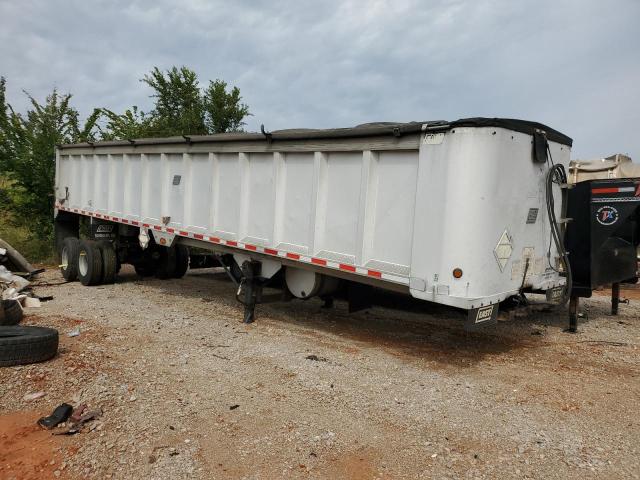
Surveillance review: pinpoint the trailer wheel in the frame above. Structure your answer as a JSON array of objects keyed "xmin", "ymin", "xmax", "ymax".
[
  {"xmin": 60, "ymin": 237, "xmax": 80, "ymax": 281},
  {"xmin": 78, "ymin": 240, "xmax": 103, "ymax": 286},
  {"xmin": 173, "ymin": 245, "xmax": 190, "ymax": 278},
  {"xmin": 0, "ymin": 326, "xmax": 59, "ymax": 367},
  {"xmin": 54, "ymin": 212, "xmax": 79, "ymax": 261},
  {"xmin": 98, "ymin": 241, "xmax": 118, "ymax": 284},
  {"xmin": 156, "ymin": 247, "xmax": 177, "ymax": 279},
  {"xmin": 0, "ymin": 300, "xmax": 23, "ymax": 326}
]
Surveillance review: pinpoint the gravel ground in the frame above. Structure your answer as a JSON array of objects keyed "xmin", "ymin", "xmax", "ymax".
[{"xmin": 1, "ymin": 266, "xmax": 638, "ymax": 479}]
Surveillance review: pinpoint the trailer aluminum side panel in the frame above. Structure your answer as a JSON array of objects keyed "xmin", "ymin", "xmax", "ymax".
[{"xmin": 55, "ymin": 119, "xmax": 572, "ymax": 313}]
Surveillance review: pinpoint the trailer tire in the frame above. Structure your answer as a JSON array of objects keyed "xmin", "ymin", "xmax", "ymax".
[
  {"xmin": 98, "ymin": 241, "xmax": 118, "ymax": 284},
  {"xmin": 54, "ymin": 212, "xmax": 80, "ymax": 261},
  {"xmin": 156, "ymin": 247, "xmax": 177, "ymax": 279},
  {"xmin": 134, "ymin": 263, "xmax": 156, "ymax": 277},
  {"xmin": 60, "ymin": 237, "xmax": 80, "ymax": 281},
  {"xmin": 78, "ymin": 240, "xmax": 103, "ymax": 286},
  {"xmin": 0, "ymin": 326, "xmax": 59, "ymax": 367},
  {"xmin": 173, "ymin": 245, "xmax": 189, "ymax": 278},
  {"xmin": 0, "ymin": 300, "xmax": 23, "ymax": 326}
]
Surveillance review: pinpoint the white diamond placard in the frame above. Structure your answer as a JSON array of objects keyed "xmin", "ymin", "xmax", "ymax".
[{"xmin": 494, "ymin": 230, "xmax": 513, "ymax": 272}]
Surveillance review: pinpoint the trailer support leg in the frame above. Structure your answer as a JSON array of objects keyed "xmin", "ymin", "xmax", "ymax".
[
  {"xmin": 241, "ymin": 261, "xmax": 262, "ymax": 324},
  {"xmin": 567, "ymin": 295, "xmax": 579, "ymax": 333},
  {"xmin": 321, "ymin": 296, "xmax": 334, "ymax": 309},
  {"xmin": 611, "ymin": 282, "xmax": 620, "ymax": 316}
]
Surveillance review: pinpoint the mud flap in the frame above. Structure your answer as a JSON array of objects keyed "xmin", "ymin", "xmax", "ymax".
[{"xmin": 465, "ymin": 304, "xmax": 498, "ymax": 330}]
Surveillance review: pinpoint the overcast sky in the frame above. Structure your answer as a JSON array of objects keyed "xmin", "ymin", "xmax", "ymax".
[{"xmin": 1, "ymin": 0, "xmax": 638, "ymax": 159}]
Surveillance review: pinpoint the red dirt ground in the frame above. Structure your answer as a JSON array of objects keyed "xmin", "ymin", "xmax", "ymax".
[{"xmin": 0, "ymin": 411, "xmax": 77, "ymax": 480}]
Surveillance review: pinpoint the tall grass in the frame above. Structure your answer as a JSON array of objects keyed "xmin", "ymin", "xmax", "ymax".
[{"xmin": 0, "ymin": 212, "xmax": 55, "ymax": 265}]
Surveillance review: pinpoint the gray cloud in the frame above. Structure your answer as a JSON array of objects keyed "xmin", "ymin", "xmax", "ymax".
[{"xmin": 1, "ymin": 0, "xmax": 638, "ymax": 159}]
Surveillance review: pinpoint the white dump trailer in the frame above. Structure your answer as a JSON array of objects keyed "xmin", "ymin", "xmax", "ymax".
[{"xmin": 54, "ymin": 118, "xmax": 572, "ymax": 326}]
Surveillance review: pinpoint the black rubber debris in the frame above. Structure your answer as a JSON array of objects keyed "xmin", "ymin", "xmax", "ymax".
[
  {"xmin": 38, "ymin": 403, "xmax": 73, "ymax": 429},
  {"xmin": 305, "ymin": 355, "xmax": 327, "ymax": 362}
]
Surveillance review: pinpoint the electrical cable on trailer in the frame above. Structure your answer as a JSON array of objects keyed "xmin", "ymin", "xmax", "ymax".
[{"xmin": 544, "ymin": 143, "xmax": 573, "ymax": 306}]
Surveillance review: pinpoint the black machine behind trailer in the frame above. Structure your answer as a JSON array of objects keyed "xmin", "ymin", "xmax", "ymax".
[{"xmin": 565, "ymin": 177, "xmax": 640, "ymax": 331}]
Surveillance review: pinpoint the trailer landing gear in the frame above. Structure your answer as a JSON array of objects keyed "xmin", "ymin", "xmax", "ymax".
[
  {"xmin": 321, "ymin": 296, "xmax": 334, "ymax": 309},
  {"xmin": 611, "ymin": 282, "xmax": 620, "ymax": 316},
  {"xmin": 567, "ymin": 295, "xmax": 579, "ymax": 333},
  {"xmin": 240, "ymin": 261, "xmax": 262, "ymax": 324}
]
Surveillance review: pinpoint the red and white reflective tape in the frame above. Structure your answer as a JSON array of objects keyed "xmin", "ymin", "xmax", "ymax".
[
  {"xmin": 591, "ymin": 185, "xmax": 639, "ymax": 195},
  {"xmin": 56, "ymin": 204, "xmax": 408, "ymax": 285}
]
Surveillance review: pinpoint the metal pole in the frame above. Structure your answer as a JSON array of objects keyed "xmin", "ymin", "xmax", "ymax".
[
  {"xmin": 612, "ymin": 283, "xmax": 620, "ymax": 316},
  {"xmin": 568, "ymin": 295, "xmax": 579, "ymax": 333},
  {"xmin": 241, "ymin": 261, "xmax": 261, "ymax": 324}
]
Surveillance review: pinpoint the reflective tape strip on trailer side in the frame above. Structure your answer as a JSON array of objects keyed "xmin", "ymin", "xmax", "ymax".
[{"xmin": 55, "ymin": 204, "xmax": 409, "ymax": 286}]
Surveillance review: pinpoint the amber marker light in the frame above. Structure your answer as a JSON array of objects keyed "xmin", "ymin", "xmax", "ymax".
[{"xmin": 453, "ymin": 268, "xmax": 463, "ymax": 279}]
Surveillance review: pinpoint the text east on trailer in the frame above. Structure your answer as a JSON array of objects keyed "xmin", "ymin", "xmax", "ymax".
[{"xmin": 54, "ymin": 117, "xmax": 573, "ymax": 327}]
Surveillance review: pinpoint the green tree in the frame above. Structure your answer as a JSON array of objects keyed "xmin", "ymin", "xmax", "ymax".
[
  {"xmin": 99, "ymin": 106, "xmax": 154, "ymax": 140},
  {"xmin": 104, "ymin": 66, "xmax": 250, "ymax": 139},
  {"xmin": 203, "ymin": 79, "xmax": 250, "ymax": 134},
  {"xmin": 141, "ymin": 66, "xmax": 206, "ymax": 136},
  {"xmin": 0, "ymin": 77, "xmax": 100, "ymax": 238}
]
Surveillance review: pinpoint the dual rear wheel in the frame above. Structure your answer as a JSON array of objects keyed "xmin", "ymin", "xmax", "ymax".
[
  {"xmin": 62, "ymin": 239, "xmax": 116, "ymax": 285},
  {"xmin": 60, "ymin": 238, "xmax": 188, "ymax": 284}
]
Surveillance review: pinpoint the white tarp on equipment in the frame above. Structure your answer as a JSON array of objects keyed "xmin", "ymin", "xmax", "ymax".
[{"xmin": 569, "ymin": 154, "xmax": 640, "ymax": 184}]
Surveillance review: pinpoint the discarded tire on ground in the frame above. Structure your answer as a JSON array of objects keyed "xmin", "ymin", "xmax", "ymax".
[
  {"xmin": 173, "ymin": 245, "xmax": 190, "ymax": 278},
  {"xmin": 0, "ymin": 300, "xmax": 24, "ymax": 326},
  {"xmin": 98, "ymin": 241, "xmax": 118, "ymax": 284},
  {"xmin": 78, "ymin": 240, "xmax": 103, "ymax": 286},
  {"xmin": 0, "ymin": 326, "xmax": 58, "ymax": 367},
  {"xmin": 60, "ymin": 237, "xmax": 80, "ymax": 281},
  {"xmin": 0, "ymin": 238, "xmax": 37, "ymax": 274}
]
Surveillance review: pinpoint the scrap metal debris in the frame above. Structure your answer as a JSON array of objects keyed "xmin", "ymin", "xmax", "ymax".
[
  {"xmin": 23, "ymin": 391, "xmax": 46, "ymax": 401},
  {"xmin": 52, "ymin": 407, "xmax": 103, "ymax": 435},
  {"xmin": 0, "ymin": 265, "xmax": 30, "ymax": 299},
  {"xmin": 67, "ymin": 327, "xmax": 81, "ymax": 337},
  {"xmin": 0, "ymin": 239, "xmax": 46, "ymax": 309}
]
